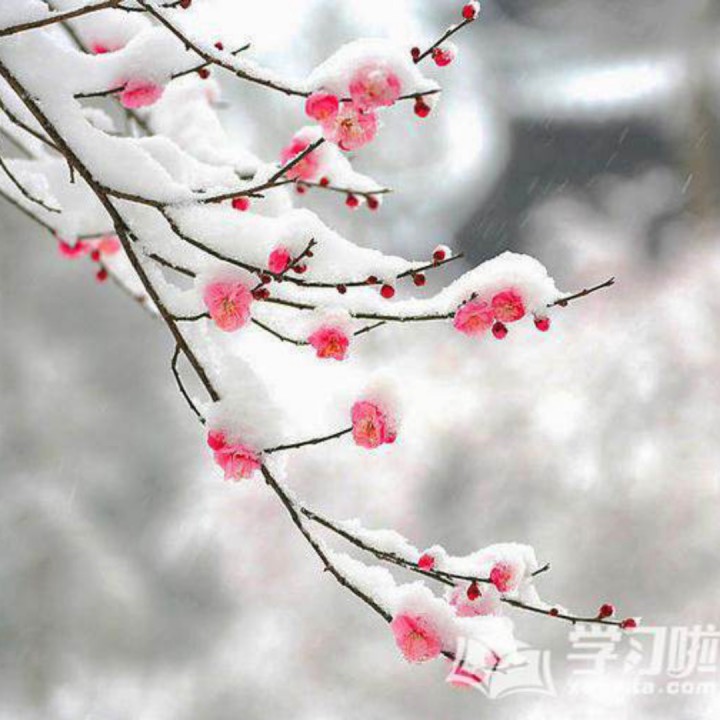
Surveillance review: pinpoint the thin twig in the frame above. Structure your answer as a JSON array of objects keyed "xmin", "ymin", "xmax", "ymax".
[
  {"xmin": 0, "ymin": 0, "xmax": 122, "ymax": 37},
  {"xmin": 196, "ymin": 139, "xmax": 324, "ymax": 205},
  {"xmin": 261, "ymin": 465, "xmax": 393, "ymax": 622},
  {"xmin": 264, "ymin": 426, "xmax": 352, "ymax": 454},
  {"xmin": 0, "ymin": 59, "xmax": 220, "ymax": 404},
  {"xmin": 171, "ymin": 345, "xmax": 206, "ymax": 423},
  {"xmin": 0, "ymin": 155, "xmax": 61, "ymax": 213},
  {"xmin": 548, "ymin": 277, "xmax": 616, "ymax": 308}
]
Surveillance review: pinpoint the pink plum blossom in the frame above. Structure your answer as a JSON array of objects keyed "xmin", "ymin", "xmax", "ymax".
[
  {"xmin": 268, "ymin": 246, "xmax": 291, "ymax": 274},
  {"xmin": 490, "ymin": 561, "xmax": 522, "ymax": 593},
  {"xmin": 280, "ymin": 136, "xmax": 321, "ymax": 182},
  {"xmin": 351, "ymin": 400, "xmax": 396, "ymax": 449},
  {"xmin": 491, "ymin": 289, "xmax": 526, "ymax": 322},
  {"xmin": 308, "ymin": 325, "xmax": 349, "ymax": 360},
  {"xmin": 305, "ymin": 91, "xmax": 339, "ymax": 122},
  {"xmin": 119, "ymin": 79, "xmax": 164, "ymax": 109},
  {"xmin": 390, "ymin": 613, "xmax": 442, "ymax": 663},
  {"xmin": 203, "ymin": 280, "xmax": 253, "ymax": 332},
  {"xmin": 207, "ymin": 430, "xmax": 261, "ymax": 481},
  {"xmin": 349, "ymin": 63, "xmax": 402, "ymax": 110},
  {"xmin": 453, "ymin": 298, "xmax": 494, "ymax": 336},
  {"xmin": 320, "ymin": 101, "xmax": 378, "ymax": 151}
]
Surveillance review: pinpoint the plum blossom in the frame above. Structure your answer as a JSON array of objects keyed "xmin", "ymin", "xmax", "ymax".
[
  {"xmin": 308, "ymin": 325, "xmax": 349, "ymax": 360},
  {"xmin": 203, "ymin": 279, "xmax": 253, "ymax": 332},
  {"xmin": 349, "ymin": 63, "xmax": 402, "ymax": 110},
  {"xmin": 351, "ymin": 400, "xmax": 397, "ymax": 449},
  {"xmin": 491, "ymin": 289, "xmax": 526, "ymax": 322},
  {"xmin": 453, "ymin": 298, "xmax": 494, "ymax": 336},
  {"xmin": 390, "ymin": 613, "xmax": 442, "ymax": 663},
  {"xmin": 489, "ymin": 561, "xmax": 522, "ymax": 593},
  {"xmin": 268, "ymin": 246, "xmax": 292, "ymax": 274},
  {"xmin": 320, "ymin": 101, "xmax": 377, "ymax": 151},
  {"xmin": 207, "ymin": 430, "xmax": 261, "ymax": 481},
  {"xmin": 119, "ymin": 79, "xmax": 164, "ymax": 109},
  {"xmin": 280, "ymin": 135, "xmax": 322, "ymax": 182},
  {"xmin": 305, "ymin": 91, "xmax": 339, "ymax": 122}
]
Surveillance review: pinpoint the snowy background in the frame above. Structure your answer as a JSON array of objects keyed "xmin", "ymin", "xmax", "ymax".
[{"xmin": 1, "ymin": 1, "xmax": 720, "ymax": 718}]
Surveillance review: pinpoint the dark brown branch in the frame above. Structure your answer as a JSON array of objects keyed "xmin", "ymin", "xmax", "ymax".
[
  {"xmin": 300, "ymin": 180, "xmax": 392, "ymax": 200},
  {"xmin": 0, "ymin": 155, "xmax": 61, "ymax": 213},
  {"xmin": 249, "ymin": 317, "xmax": 307, "ymax": 346},
  {"xmin": 301, "ymin": 507, "xmax": 625, "ymax": 628},
  {"xmin": 171, "ymin": 345, "xmax": 206, "ymax": 423},
  {"xmin": 548, "ymin": 277, "xmax": 616, "ymax": 308},
  {"xmin": 0, "ymin": 186, "xmax": 56, "ymax": 234},
  {"xmin": 414, "ymin": 16, "xmax": 475, "ymax": 64},
  {"xmin": 75, "ymin": 44, "xmax": 251, "ymax": 100},
  {"xmin": 0, "ymin": 59, "xmax": 220, "ymax": 403},
  {"xmin": 261, "ymin": 465, "xmax": 392, "ymax": 622},
  {"xmin": 0, "ymin": 98, "xmax": 59, "ymax": 151},
  {"xmin": 146, "ymin": 251, "xmax": 196, "ymax": 278},
  {"xmin": 196, "ymin": 139, "xmax": 324, "ymax": 205},
  {"xmin": 264, "ymin": 426, "xmax": 352, "ymax": 454},
  {"xmin": 0, "ymin": 0, "xmax": 122, "ymax": 37},
  {"xmin": 137, "ymin": 0, "xmax": 309, "ymax": 97}
]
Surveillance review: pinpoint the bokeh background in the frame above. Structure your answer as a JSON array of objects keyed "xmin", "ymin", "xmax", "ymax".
[{"xmin": 2, "ymin": 1, "xmax": 720, "ymax": 718}]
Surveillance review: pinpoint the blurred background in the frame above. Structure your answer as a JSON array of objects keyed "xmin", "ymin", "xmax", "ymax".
[{"xmin": 1, "ymin": 1, "xmax": 720, "ymax": 718}]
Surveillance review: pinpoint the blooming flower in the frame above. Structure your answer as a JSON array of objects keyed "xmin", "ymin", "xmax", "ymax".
[
  {"xmin": 207, "ymin": 430, "xmax": 261, "ymax": 481},
  {"xmin": 203, "ymin": 280, "xmax": 253, "ymax": 332},
  {"xmin": 390, "ymin": 613, "xmax": 442, "ymax": 663},
  {"xmin": 491, "ymin": 289, "xmax": 526, "ymax": 322},
  {"xmin": 268, "ymin": 246, "xmax": 292, "ymax": 274},
  {"xmin": 119, "ymin": 79, "xmax": 164, "ymax": 109},
  {"xmin": 489, "ymin": 561, "xmax": 521, "ymax": 593},
  {"xmin": 351, "ymin": 400, "xmax": 396, "ymax": 449},
  {"xmin": 305, "ymin": 91, "xmax": 339, "ymax": 122},
  {"xmin": 453, "ymin": 299, "xmax": 494, "ymax": 336},
  {"xmin": 308, "ymin": 325, "xmax": 349, "ymax": 360},
  {"xmin": 280, "ymin": 136, "xmax": 322, "ymax": 182},
  {"xmin": 349, "ymin": 63, "xmax": 402, "ymax": 110},
  {"xmin": 320, "ymin": 101, "xmax": 378, "ymax": 151}
]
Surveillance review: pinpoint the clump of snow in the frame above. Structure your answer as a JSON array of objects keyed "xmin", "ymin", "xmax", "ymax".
[{"xmin": 307, "ymin": 39, "xmax": 439, "ymax": 99}]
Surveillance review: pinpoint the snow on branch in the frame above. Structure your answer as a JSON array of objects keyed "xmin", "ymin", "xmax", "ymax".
[{"xmin": 0, "ymin": 0, "xmax": 634, "ymax": 687}]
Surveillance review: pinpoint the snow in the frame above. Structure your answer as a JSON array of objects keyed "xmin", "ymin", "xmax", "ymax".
[{"xmin": 307, "ymin": 38, "xmax": 439, "ymax": 99}]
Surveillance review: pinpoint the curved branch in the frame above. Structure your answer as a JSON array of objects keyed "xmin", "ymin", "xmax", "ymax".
[{"xmin": 0, "ymin": 0, "xmax": 122, "ymax": 38}]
